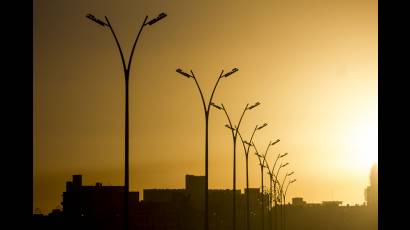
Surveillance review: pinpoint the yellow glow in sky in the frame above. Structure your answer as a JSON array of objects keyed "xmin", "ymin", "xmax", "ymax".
[{"xmin": 34, "ymin": 0, "xmax": 377, "ymax": 214}]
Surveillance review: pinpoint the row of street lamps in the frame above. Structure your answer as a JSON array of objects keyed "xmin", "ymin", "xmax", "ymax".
[
  {"xmin": 177, "ymin": 67, "xmax": 297, "ymax": 230},
  {"xmin": 176, "ymin": 68, "xmax": 238, "ymax": 230},
  {"xmin": 253, "ymin": 140, "xmax": 296, "ymax": 230},
  {"xmin": 86, "ymin": 11, "xmax": 296, "ymax": 230}
]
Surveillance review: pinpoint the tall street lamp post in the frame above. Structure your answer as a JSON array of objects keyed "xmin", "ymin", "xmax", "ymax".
[
  {"xmin": 282, "ymin": 179, "xmax": 296, "ymax": 230},
  {"xmin": 278, "ymin": 171, "xmax": 294, "ymax": 230},
  {"xmin": 274, "ymin": 162, "xmax": 289, "ymax": 230},
  {"xmin": 237, "ymin": 122, "xmax": 267, "ymax": 230},
  {"xmin": 254, "ymin": 152, "xmax": 266, "ymax": 230},
  {"xmin": 252, "ymin": 138, "xmax": 277, "ymax": 230},
  {"xmin": 176, "ymin": 67, "xmax": 238, "ymax": 230},
  {"xmin": 211, "ymin": 102, "xmax": 260, "ymax": 230},
  {"xmin": 264, "ymin": 152, "xmax": 287, "ymax": 230},
  {"xmin": 86, "ymin": 12, "xmax": 166, "ymax": 230}
]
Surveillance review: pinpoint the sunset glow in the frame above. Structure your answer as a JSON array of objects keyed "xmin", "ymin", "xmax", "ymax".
[{"xmin": 34, "ymin": 0, "xmax": 377, "ymax": 215}]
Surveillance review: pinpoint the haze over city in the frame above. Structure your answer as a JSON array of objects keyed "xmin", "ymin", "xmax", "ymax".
[{"xmin": 34, "ymin": 0, "xmax": 377, "ymax": 215}]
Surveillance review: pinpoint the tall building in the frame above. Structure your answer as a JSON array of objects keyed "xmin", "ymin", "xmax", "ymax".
[
  {"xmin": 364, "ymin": 163, "xmax": 378, "ymax": 206},
  {"xmin": 185, "ymin": 174, "xmax": 205, "ymax": 211}
]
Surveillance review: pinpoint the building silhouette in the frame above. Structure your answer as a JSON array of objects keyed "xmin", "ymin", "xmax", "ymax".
[
  {"xmin": 292, "ymin": 197, "xmax": 307, "ymax": 206},
  {"xmin": 33, "ymin": 173, "xmax": 378, "ymax": 230},
  {"xmin": 285, "ymin": 197, "xmax": 377, "ymax": 230},
  {"xmin": 62, "ymin": 175, "xmax": 139, "ymax": 218},
  {"xmin": 365, "ymin": 163, "xmax": 378, "ymax": 207},
  {"xmin": 185, "ymin": 174, "xmax": 205, "ymax": 212}
]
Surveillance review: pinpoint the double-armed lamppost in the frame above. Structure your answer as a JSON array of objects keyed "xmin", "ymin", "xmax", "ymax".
[
  {"xmin": 236, "ymin": 122, "xmax": 267, "ymax": 230},
  {"xmin": 211, "ymin": 102, "xmax": 260, "ymax": 230},
  {"xmin": 273, "ymin": 162, "xmax": 289, "ymax": 230},
  {"xmin": 253, "ymin": 139, "xmax": 278, "ymax": 230},
  {"xmin": 264, "ymin": 152, "xmax": 287, "ymax": 230},
  {"xmin": 176, "ymin": 67, "xmax": 239, "ymax": 230},
  {"xmin": 86, "ymin": 12, "xmax": 166, "ymax": 230},
  {"xmin": 282, "ymin": 179, "xmax": 296, "ymax": 230},
  {"xmin": 254, "ymin": 152, "xmax": 266, "ymax": 230},
  {"xmin": 278, "ymin": 171, "xmax": 294, "ymax": 230}
]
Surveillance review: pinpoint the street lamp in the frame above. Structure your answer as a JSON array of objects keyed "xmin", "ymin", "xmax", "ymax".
[
  {"xmin": 273, "ymin": 162, "xmax": 288, "ymax": 230},
  {"xmin": 253, "ymin": 139, "xmax": 278, "ymax": 230},
  {"xmin": 211, "ymin": 102, "xmax": 259, "ymax": 230},
  {"xmin": 263, "ymin": 151, "xmax": 286, "ymax": 230},
  {"xmin": 86, "ymin": 12, "xmax": 166, "ymax": 230},
  {"xmin": 254, "ymin": 153, "xmax": 266, "ymax": 230},
  {"xmin": 282, "ymin": 179, "xmax": 296, "ymax": 230},
  {"xmin": 176, "ymin": 67, "xmax": 238, "ymax": 230},
  {"xmin": 278, "ymin": 171, "xmax": 294, "ymax": 230},
  {"xmin": 260, "ymin": 142, "xmax": 281, "ymax": 209},
  {"xmin": 236, "ymin": 121, "xmax": 266, "ymax": 230}
]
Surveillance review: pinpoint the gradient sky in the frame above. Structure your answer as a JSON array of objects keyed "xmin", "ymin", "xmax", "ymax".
[{"xmin": 34, "ymin": 0, "xmax": 377, "ymax": 214}]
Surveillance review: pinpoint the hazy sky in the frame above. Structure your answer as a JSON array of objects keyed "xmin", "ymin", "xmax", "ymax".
[{"xmin": 34, "ymin": 0, "xmax": 377, "ymax": 214}]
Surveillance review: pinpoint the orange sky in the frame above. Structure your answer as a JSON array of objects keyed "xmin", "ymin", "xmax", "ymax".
[{"xmin": 34, "ymin": 0, "xmax": 377, "ymax": 214}]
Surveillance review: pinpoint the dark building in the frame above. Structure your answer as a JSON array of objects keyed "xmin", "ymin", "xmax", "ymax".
[
  {"xmin": 143, "ymin": 175, "xmax": 263, "ymax": 230},
  {"xmin": 286, "ymin": 199, "xmax": 376, "ymax": 230},
  {"xmin": 143, "ymin": 189, "xmax": 187, "ymax": 203},
  {"xmin": 185, "ymin": 174, "xmax": 205, "ymax": 212},
  {"xmin": 62, "ymin": 175, "xmax": 139, "ymax": 218},
  {"xmin": 292, "ymin": 197, "xmax": 307, "ymax": 206},
  {"xmin": 365, "ymin": 163, "xmax": 378, "ymax": 207},
  {"xmin": 36, "ymin": 174, "xmax": 377, "ymax": 230},
  {"xmin": 58, "ymin": 175, "xmax": 187, "ymax": 230},
  {"xmin": 244, "ymin": 188, "xmax": 260, "ymax": 210},
  {"xmin": 321, "ymin": 201, "xmax": 343, "ymax": 207}
]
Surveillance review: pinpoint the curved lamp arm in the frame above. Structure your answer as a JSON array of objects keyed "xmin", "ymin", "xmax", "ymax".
[
  {"xmin": 207, "ymin": 71, "xmax": 224, "ymax": 112},
  {"xmin": 127, "ymin": 16, "xmax": 149, "ymax": 75},
  {"xmin": 190, "ymin": 71, "xmax": 207, "ymax": 114},
  {"xmin": 105, "ymin": 16, "xmax": 127, "ymax": 75}
]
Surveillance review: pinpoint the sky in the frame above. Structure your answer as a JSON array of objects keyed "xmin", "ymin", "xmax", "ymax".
[{"xmin": 33, "ymin": 0, "xmax": 377, "ymax": 214}]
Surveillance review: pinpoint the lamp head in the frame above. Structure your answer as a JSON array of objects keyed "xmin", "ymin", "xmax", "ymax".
[
  {"xmin": 271, "ymin": 139, "xmax": 280, "ymax": 145},
  {"xmin": 86, "ymin": 14, "xmax": 108, "ymax": 27},
  {"xmin": 147, "ymin": 12, "xmax": 167, "ymax": 25},
  {"xmin": 257, "ymin": 123, "xmax": 268, "ymax": 130},
  {"xmin": 210, "ymin": 102, "xmax": 223, "ymax": 110},
  {"xmin": 280, "ymin": 152, "xmax": 288, "ymax": 158},
  {"xmin": 222, "ymin": 67, "xmax": 239, "ymax": 78},
  {"xmin": 248, "ymin": 102, "xmax": 260, "ymax": 110},
  {"xmin": 176, "ymin": 68, "xmax": 193, "ymax": 78}
]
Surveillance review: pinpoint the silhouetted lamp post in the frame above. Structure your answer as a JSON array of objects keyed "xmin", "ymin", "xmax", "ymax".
[
  {"xmin": 264, "ymin": 151, "xmax": 287, "ymax": 230},
  {"xmin": 176, "ymin": 67, "xmax": 238, "ymax": 230},
  {"xmin": 252, "ymin": 138, "xmax": 277, "ymax": 230},
  {"xmin": 278, "ymin": 171, "xmax": 294, "ymax": 230},
  {"xmin": 236, "ymin": 122, "xmax": 267, "ymax": 230},
  {"xmin": 274, "ymin": 162, "xmax": 288, "ymax": 230},
  {"xmin": 211, "ymin": 102, "xmax": 260, "ymax": 230},
  {"xmin": 86, "ymin": 12, "xmax": 166, "ymax": 230},
  {"xmin": 282, "ymin": 179, "xmax": 296, "ymax": 230}
]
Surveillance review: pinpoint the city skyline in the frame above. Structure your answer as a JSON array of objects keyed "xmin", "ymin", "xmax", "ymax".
[
  {"xmin": 35, "ymin": 169, "xmax": 377, "ymax": 216},
  {"xmin": 34, "ymin": 0, "xmax": 377, "ymax": 214},
  {"xmin": 34, "ymin": 173, "xmax": 377, "ymax": 230}
]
